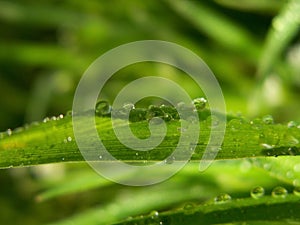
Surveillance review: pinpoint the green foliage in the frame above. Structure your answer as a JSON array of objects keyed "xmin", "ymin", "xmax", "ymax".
[{"xmin": 1, "ymin": 0, "xmax": 300, "ymax": 224}]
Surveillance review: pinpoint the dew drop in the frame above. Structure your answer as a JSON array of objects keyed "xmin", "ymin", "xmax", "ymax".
[
  {"xmin": 43, "ymin": 117, "xmax": 50, "ymax": 123},
  {"xmin": 50, "ymin": 116, "xmax": 57, "ymax": 121},
  {"xmin": 288, "ymin": 147, "xmax": 298, "ymax": 156},
  {"xmin": 149, "ymin": 117, "xmax": 164, "ymax": 125},
  {"xmin": 129, "ymin": 108, "xmax": 147, "ymax": 122},
  {"xmin": 293, "ymin": 187, "xmax": 300, "ymax": 196},
  {"xmin": 287, "ymin": 121, "xmax": 298, "ymax": 128},
  {"xmin": 192, "ymin": 97, "xmax": 207, "ymax": 111},
  {"xmin": 6, "ymin": 129, "xmax": 12, "ymax": 136},
  {"xmin": 99, "ymin": 155, "xmax": 103, "ymax": 159},
  {"xmin": 95, "ymin": 100, "xmax": 111, "ymax": 116},
  {"xmin": 183, "ymin": 202, "xmax": 196, "ymax": 215},
  {"xmin": 294, "ymin": 164, "xmax": 300, "ymax": 172},
  {"xmin": 261, "ymin": 143, "xmax": 273, "ymax": 149},
  {"xmin": 66, "ymin": 110, "xmax": 73, "ymax": 117},
  {"xmin": 293, "ymin": 179, "xmax": 300, "ymax": 187},
  {"xmin": 150, "ymin": 210, "xmax": 159, "ymax": 219},
  {"xmin": 165, "ymin": 156, "xmax": 175, "ymax": 164},
  {"xmin": 67, "ymin": 136, "xmax": 72, "ymax": 142},
  {"xmin": 147, "ymin": 105, "xmax": 164, "ymax": 120},
  {"xmin": 214, "ymin": 193, "xmax": 232, "ymax": 203},
  {"xmin": 58, "ymin": 114, "xmax": 64, "ymax": 119},
  {"xmin": 272, "ymin": 186, "xmax": 288, "ymax": 198},
  {"xmin": 250, "ymin": 186, "xmax": 265, "ymax": 199},
  {"xmin": 160, "ymin": 104, "xmax": 178, "ymax": 120},
  {"xmin": 262, "ymin": 115, "xmax": 274, "ymax": 124},
  {"xmin": 62, "ymin": 157, "xmax": 65, "ymax": 161}
]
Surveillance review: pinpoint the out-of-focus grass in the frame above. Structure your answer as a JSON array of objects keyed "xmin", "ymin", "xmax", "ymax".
[{"xmin": 0, "ymin": 0, "xmax": 300, "ymax": 224}]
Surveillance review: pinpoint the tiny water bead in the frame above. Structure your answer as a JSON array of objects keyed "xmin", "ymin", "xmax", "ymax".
[
  {"xmin": 262, "ymin": 115, "xmax": 274, "ymax": 125},
  {"xmin": 214, "ymin": 193, "xmax": 232, "ymax": 204},
  {"xmin": 293, "ymin": 187, "xmax": 300, "ymax": 196},
  {"xmin": 183, "ymin": 202, "xmax": 196, "ymax": 215},
  {"xmin": 192, "ymin": 97, "xmax": 207, "ymax": 111},
  {"xmin": 129, "ymin": 108, "xmax": 147, "ymax": 122},
  {"xmin": 43, "ymin": 117, "xmax": 50, "ymax": 123},
  {"xmin": 165, "ymin": 156, "xmax": 175, "ymax": 164},
  {"xmin": 6, "ymin": 129, "xmax": 12, "ymax": 136},
  {"xmin": 250, "ymin": 186, "xmax": 265, "ymax": 199},
  {"xmin": 146, "ymin": 105, "xmax": 164, "ymax": 120},
  {"xmin": 272, "ymin": 186, "xmax": 288, "ymax": 198},
  {"xmin": 95, "ymin": 100, "xmax": 111, "ymax": 116},
  {"xmin": 287, "ymin": 121, "xmax": 298, "ymax": 128},
  {"xmin": 149, "ymin": 210, "xmax": 159, "ymax": 219}
]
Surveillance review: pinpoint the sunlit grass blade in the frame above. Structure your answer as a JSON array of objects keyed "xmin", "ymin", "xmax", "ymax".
[{"xmin": 0, "ymin": 110, "xmax": 300, "ymax": 169}]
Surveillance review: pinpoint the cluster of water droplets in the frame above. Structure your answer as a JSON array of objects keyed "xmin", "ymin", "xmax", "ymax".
[{"xmin": 94, "ymin": 98, "xmax": 208, "ymax": 122}]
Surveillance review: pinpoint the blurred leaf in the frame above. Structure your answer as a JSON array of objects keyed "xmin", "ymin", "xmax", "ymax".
[
  {"xmin": 166, "ymin": 0, "xmax": 261, "ymax": 63},
  {"xmin": 257, "ymin": 0, "xmax": 300, "ymax": 79}
]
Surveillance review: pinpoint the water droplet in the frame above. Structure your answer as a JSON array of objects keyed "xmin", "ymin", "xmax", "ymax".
[
  {"xmin": 293, "ymin": 187, "xmax": 300, "ymax": 196},
  {"xmin": 288, "ymin": 121, "xmax": 298, "ymax": 128},
  {"xmin": 67, "ymin": 136, "xmax": 72, "ymax": 142},
  {"xmin": 123, "ymin": 102, "xmax": 135, "ymax": 111},
  {"xmin": 135, "ymin": 152, "xmax": 139, "ymax": 156},
  {"xmin": 129, "ymin": 108, "xmax": 147, "ymax": 122},
  {"xmin": 95, "ymin": 100, "xmax": 111, "ymax": 116},
  {"xmin": 150, "ymin": 210, "xmax": 159, "ymax": 219},
  {"xmin": 66, "ymin": 110, "xmax": 73, "ymax": 117},
  {"xmin": 58, "ymin": 114, "xmax": 64, "ymax": 119},
  {"xmin": 272, "ymin": 186, "xmax": 288, "ymax": 198},
  {"xmin": 99, "ymin": 155, "xmax": 103, "ymax": 159},
  {"xmin": 250, "ymin": 186, "xmax": 265, "ymax": 199},
  {"xmin": 165, "ymin": 156, "xmax": 175, "ymax": 164},
  {"xmin": 262, "ymin": 115, "xmax": 274, "ymax": 124},
  {"xmin": 50, "ymin": 116, "xmax": 57, "ymax": 121},
  {"xmin": 192, "ymin": 97, "xmax": 207, "ymax": 111},
  {"xmin": 293, "ymin": 179, "xmax": 300, "ymax": 187},
  {"xmin": 294, "ymin": 164, "xmax": 300, "ymax": 172},
  {"xmin": 160, "ymin": 104, "xmax": 178, "ymax": 120},
  {"xmin": 43, "ymin": 117, "xmax": 50, "ymax": 123},
  {"xmin": 261, "ymin": 143, "xmax": 273, "ymax": 149},
  {"xmin": 214, "ymin": 193, "xmax": 232, "ymax": 203},
  {"xmin": 183, "ymin": 202, "xmax": 196, "ymax": 215},
  {"xmin": 206, "ymin": 115, "xmax": 220, "ymax": 128},
  {"xmin": 288, "ymin": 147, "xmax": 298, "ymax": 156},
  {"xmin": 147, "ymin": 105, "xmax": 164, "ymax": 120},
  {"xmin": 149, "ymin": 117, "xmax": 164, "ymax": 125},
  {"xmin": 6, "ymin": 129, "xmax": 12, "ymax": 136},
  {"xmin": 62, "ymin": 157, "xmax": 65, "ymax": 161}
]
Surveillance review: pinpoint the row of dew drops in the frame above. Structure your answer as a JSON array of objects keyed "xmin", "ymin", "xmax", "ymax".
[
  {"xmin": 0, "ymin": 97, "xmax": 207, "ymax": 139},
  {"xmin": 128, "ymin": 186, "xmax": 300, "ymax": 224},
  {"xmin": 95, "ymin": 97, "xmax": 208, "ymax": 122},
  {"xmin": 1, "ymin": 98, "xmax": 300, "ymax": 139}
]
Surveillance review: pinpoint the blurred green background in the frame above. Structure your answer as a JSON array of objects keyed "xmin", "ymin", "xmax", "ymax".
[{"xmin": 0, "ymin": 0, "xmax": 299, "ymax": 224}]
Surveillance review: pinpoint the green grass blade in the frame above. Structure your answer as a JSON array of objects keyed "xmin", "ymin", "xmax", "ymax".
[
  {"xmin": 0, "ymin": 110, "xmax": 300, "ymax": 168},
  {"xmin": 257, "ymin": 0, "xmax": 300, "ymax": 78},
  {"xmin": 114, "ymin": 194, "xmax": 300, "ymax": 225},
  {"xmin": 165, "ymin": 0, "xmax": 261, "ymax": 63}
]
